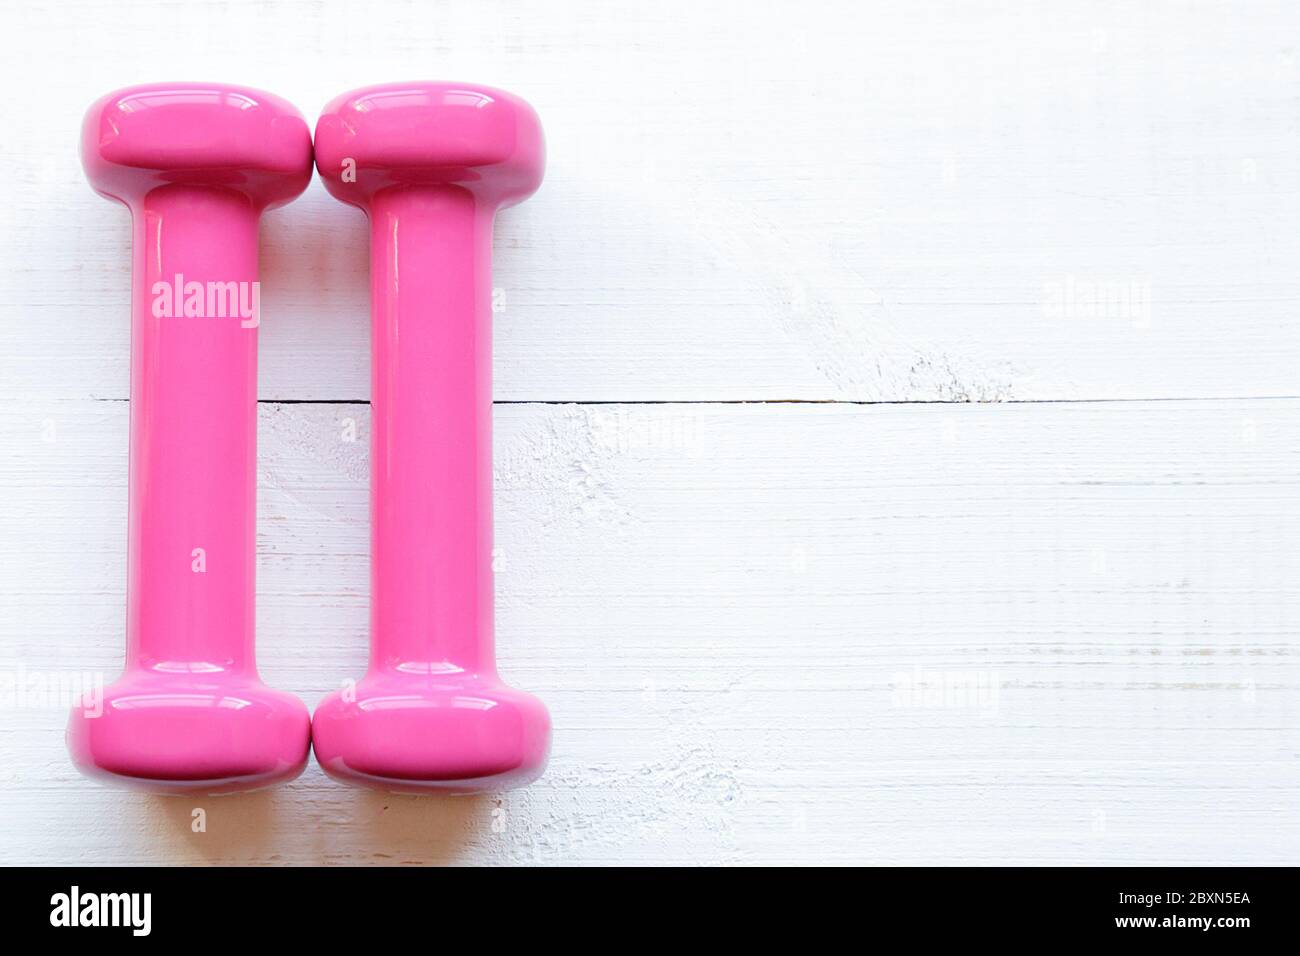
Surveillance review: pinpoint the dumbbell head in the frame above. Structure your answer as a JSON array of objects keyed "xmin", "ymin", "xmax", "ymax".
[
  {"xmin": 67, "ymin": 676, "xmax": 312, "ymax": 795},
  {"xmin": 313, "ymin": 676, "xmax": 551, "ymax": 794},
  {"xmin": 313, "ymin": 81, "xmax": 544, "ymax": 208},
  {"xmin": 81, "ymin": 82, "xmax": 313, "ymax": 207}
]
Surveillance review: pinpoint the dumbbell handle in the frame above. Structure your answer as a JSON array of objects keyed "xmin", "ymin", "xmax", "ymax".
[
  {"xmin": 368, "ymin": 185, "xmax": 494, "ymax": 674},
  {"xmin": 126, "ymin": 185, "xmax": 259, "ymax": 672}
]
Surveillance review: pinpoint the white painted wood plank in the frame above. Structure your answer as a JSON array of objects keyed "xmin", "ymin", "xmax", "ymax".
[
  {"xmin": 2, "ymin": 0, "xmax": 1298, "ymax": 402},
  {"xmin": 1, "ymin": 400, "xmax": 1295, "ymax": 864}
]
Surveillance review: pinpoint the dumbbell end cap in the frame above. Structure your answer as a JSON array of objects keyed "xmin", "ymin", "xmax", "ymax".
[
  {"xmin": 311, "ymin": 673, "xmax": 551, "ymax": 794},
  {"xmin": 66, "ymin": 669, "xmax": 311, "ymax": 795},
  {"xmin": 314, "ymin": 81, "xmax": 544, "ymax": 207},
  {"xmin": 82, "ymin": 82, "xmax": 314, "ymax": 208}
]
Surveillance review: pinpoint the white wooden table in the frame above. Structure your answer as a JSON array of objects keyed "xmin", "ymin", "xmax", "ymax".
[{"xmin": 1, "ymin": 0, "xmax": 1296, "ymax": 865}]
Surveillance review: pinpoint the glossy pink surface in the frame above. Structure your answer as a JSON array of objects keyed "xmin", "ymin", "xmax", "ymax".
[
  {"xmin": 67, "ymin": 84, "xmax": 313, "ymax": 794},
  {"xmin": 312, "ymin": 83, "xmax": 551, "ymax": 793}
]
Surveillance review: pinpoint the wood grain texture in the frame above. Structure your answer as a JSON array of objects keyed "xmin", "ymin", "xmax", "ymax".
[
  {"xmin": 1, "ymin": 0, "xmax": 1298, "ymax": 866},
  {"xmin": 1, "ymin": 0, "xmax": 1298, "ymax": 402},
  {"xmin": 2, "ymin": 400, "xmax": 1297, "ymax": 864}
]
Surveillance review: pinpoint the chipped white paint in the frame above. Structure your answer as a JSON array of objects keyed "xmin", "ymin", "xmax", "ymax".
[{"xmin": 1, "ymin": 1, "xmax": 1298, "ymax": 864}]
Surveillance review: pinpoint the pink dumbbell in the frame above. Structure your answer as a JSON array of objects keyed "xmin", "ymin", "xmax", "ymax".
[
  {"xmin": 67, "ymin": 84, "xmax": 314, "ymax": 793},
  {"xmin": 311, "ymin": 83, "xmax": 551, "ymax": 792}
]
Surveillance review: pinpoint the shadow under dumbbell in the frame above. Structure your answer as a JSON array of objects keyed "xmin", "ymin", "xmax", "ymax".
[
  {"xmin": 146, "ymin": 781, "xmax": 490, "ymax": 865},
  {"xmin": 151, "ymin": 790, "xmax": 279, "ymax": 863},
  {"xmin": 350, "ymin": 791, "xmax": 492, "ymax": 865}
]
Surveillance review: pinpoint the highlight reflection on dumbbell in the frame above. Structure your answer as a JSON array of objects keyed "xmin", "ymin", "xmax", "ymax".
[{"xmin": 311, "ymin": 83, "xmax": 551, "ymax": 793}]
